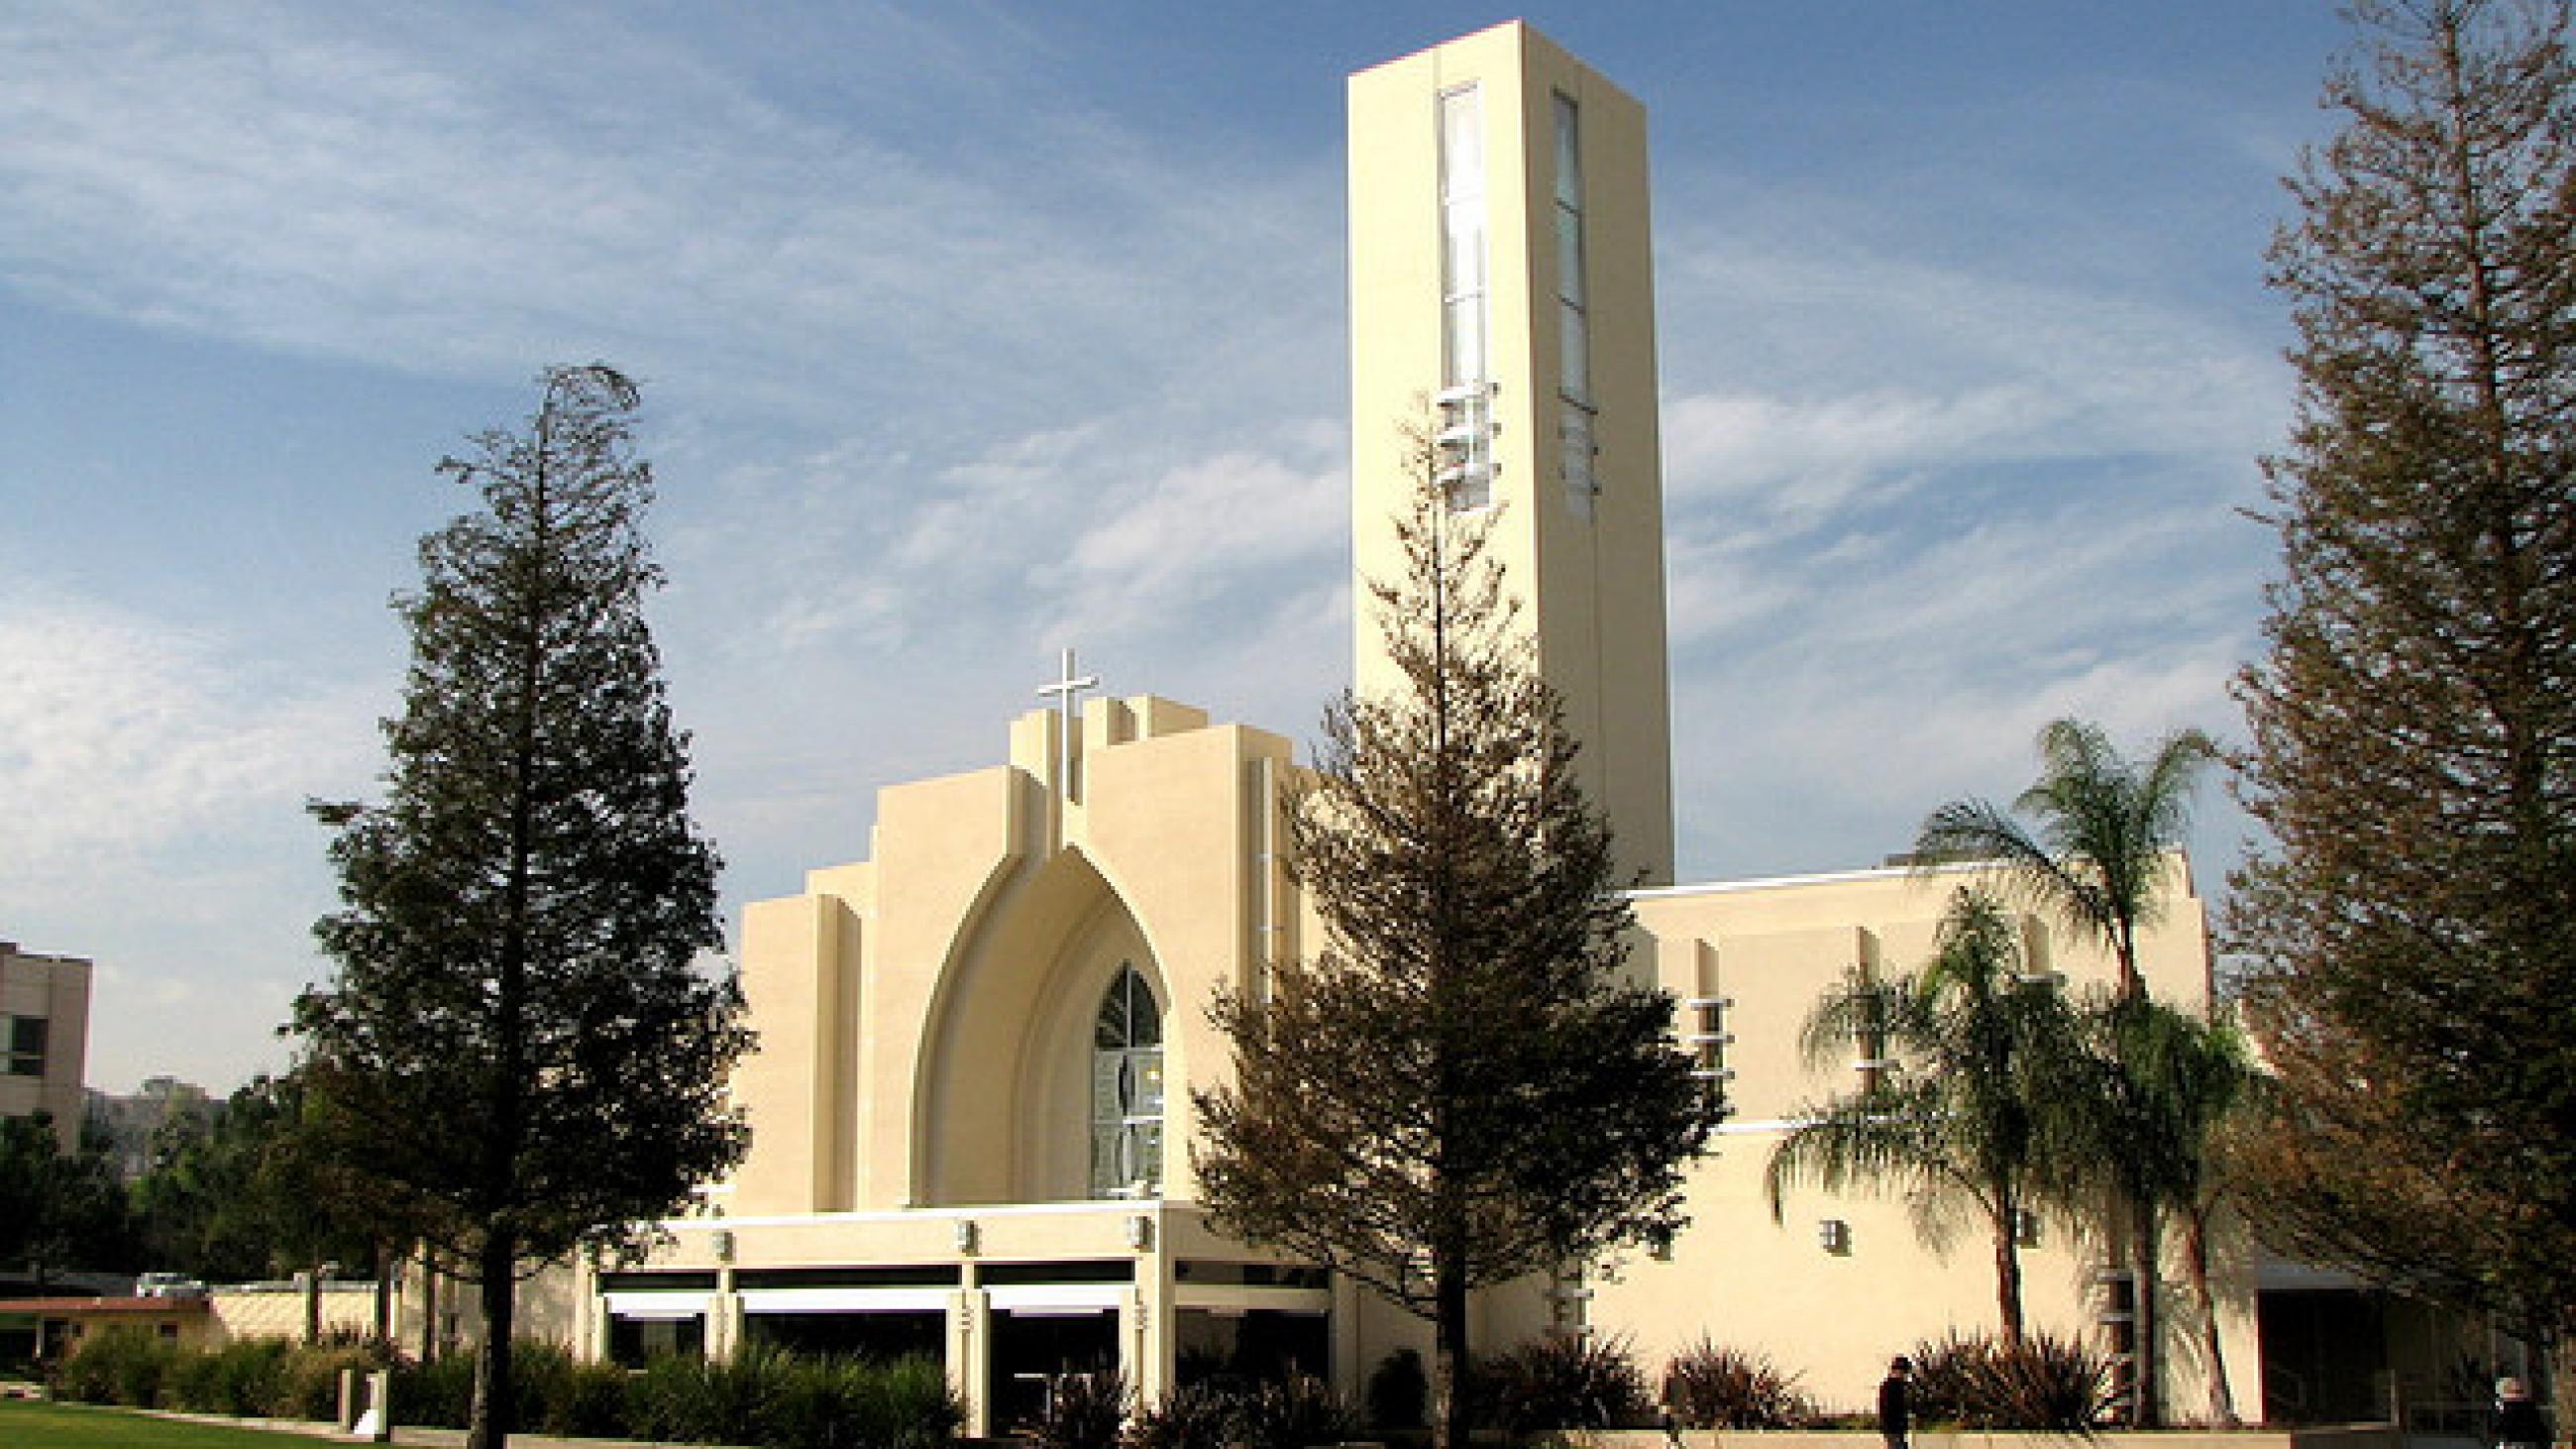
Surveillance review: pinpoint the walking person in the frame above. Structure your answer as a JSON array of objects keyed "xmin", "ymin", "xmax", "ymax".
[
  {"xmin": 1879, "ymin": 1356, "xmax": 1914, "ymax": 1449},
  {"xmin": 2495, "ymin": 1378, "xmax": 2546, "ymax": 1449}
]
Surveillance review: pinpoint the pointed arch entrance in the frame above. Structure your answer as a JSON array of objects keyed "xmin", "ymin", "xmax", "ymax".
[{"xmin": 915, "ymin": 849, "xmax": 1173, "ymax": 1205}]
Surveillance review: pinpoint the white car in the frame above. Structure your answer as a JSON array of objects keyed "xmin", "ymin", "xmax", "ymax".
[{"xmin": 133, "ymin": 1272, "xmax": 208, "ymax": 1299}]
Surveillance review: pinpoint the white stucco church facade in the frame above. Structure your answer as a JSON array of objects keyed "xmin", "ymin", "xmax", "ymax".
[{"xmin": 566, "ymin": 24, "xmax": 2261, "ymax": 1433}]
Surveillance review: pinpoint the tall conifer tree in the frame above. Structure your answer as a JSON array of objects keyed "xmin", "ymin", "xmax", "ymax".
[
  {"xmin": 2233, "ymin": 0, "xmax": 2576, "ymax": 1356},
  {"xmin": 298, "ymin": 366, "xmax": 750, "ymax": 1449},
  {"xmin": 1195, "ymin": 457, "xmax": 1715, "ymax": 1449}
]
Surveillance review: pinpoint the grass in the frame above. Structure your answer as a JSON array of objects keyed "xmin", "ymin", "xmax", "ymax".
[{"xmin": 0, "ymin": 1396, "xmax": 334, "ymax": 1447}]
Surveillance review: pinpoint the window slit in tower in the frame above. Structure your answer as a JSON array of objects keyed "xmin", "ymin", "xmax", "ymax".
[
  {"xmin": 1554, "ymin": 91, "xmax": 1597, "ymax": 509},
  {"xmin": 1436, "ymin": 84, "xmax": 1495, "ymax": 511}
]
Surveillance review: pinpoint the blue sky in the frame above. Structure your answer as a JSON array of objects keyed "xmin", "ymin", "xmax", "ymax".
[{"xmin": 2, "ymin": 2, "xmax": 2349, "ymax": 1094}]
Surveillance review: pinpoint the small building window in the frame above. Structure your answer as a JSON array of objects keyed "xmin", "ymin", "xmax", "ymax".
[
  {"xmin": 1683, "ymin": 994, "xmax": 1734, "ymax": 1106},
  {"xmin": 6, "ymin": 1016, "xmax": 45, "ymax": 1077},
  {"xmin": 1091, "ymin": 965, "xmax": 1164, "ymax": 1199}
]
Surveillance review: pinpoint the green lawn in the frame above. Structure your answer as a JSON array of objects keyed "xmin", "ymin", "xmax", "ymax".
[{"xmin": 0, "ymin": 1397, "xmax": 330, "ymax": 1447}]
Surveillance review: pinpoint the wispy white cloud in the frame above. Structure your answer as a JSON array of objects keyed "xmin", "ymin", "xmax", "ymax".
[
  {"xmin": 0, "ymin": 2, "xmax": 1342, "ymax": 430},
  {"xmin": 1666, "ymin": 473, "xmax": 2260, "ymax": 882},
  {"xmin": 0, "ymin": 585, "xmax": 378, "ymax": 1092},
  {"xmin": 1639, "ymin": 193, "xmax": 2280, "ymax": 885},
  {"xmin": 0, "ymin": 589, "xmax": 377, "ymax": 883}
]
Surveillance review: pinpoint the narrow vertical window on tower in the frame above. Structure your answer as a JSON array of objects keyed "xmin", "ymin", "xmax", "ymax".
[
  {"xmin": 1436, "ymin": 84, "xmax": 1495, "ymax": 510},
  {"xmin": 1091, "ymin": 964, "xmax": 1165, "ymax": 1198},
  {"xmin": 1555, "ymin": 91, "xmax": 1598, "ymax": 510}
]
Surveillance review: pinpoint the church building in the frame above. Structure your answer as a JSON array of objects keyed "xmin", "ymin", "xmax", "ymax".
[{"xmin": 572, "ymin": 23, "xmax": 2260, "ymax": 1431}]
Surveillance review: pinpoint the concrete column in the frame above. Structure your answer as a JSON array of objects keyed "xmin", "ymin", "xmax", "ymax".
[
  {"xmin": 1331, "ymin": 1273, "xmax": 1363, "ymax": 1400},
  {"xmin": 1120, "ymin": 1287, "xmax": 1154, "ymax": 1404},
  {"xmin": 711, "ymin": 1266, "xmax": 742, "ymax": 1360},
  {"xmin": 954, "ymin": 1283, "xmax": 992, "ymax": 1437}
]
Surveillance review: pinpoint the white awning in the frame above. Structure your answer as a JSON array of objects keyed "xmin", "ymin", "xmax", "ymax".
[
  {"xmin": 738, "ymin": 1287, "xmax": 952, "ymax": 1315},
  {"xmin": 986, "ymin": 1283, "xmax": 1125, "ymax": 1314},
  {"xmin": 602, "ymin": 1292, "xmax": 709, "ymax": 1322}
]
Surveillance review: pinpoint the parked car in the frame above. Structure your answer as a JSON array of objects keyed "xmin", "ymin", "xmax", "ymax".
[{"xmin": 133, "ymin": 1272, "xmax": 209, "ymax": 1299}]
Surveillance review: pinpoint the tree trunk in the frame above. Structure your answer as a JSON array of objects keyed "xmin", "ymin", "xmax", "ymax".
[
  {"xmin": 419, "ymin": 1247, "xmax": 440, "ymax": 1363},
  {"xmin": 467, "ymin": 1232, "xmax": 518, "ymax": 1449},
  {"xmin": 2109, "ymin": 954, "xmax": 2162, "ymax": 1430},
  {"xmin": 375, "ymin": 1242, "xmax": 394, "ymax": 1347},
  {"xmin": 304, "ymin": 1258, "xmax": 323, "ymax": 1345},
  {"xmin": 2182, "ymin": 1207, "xmax": 2238, "ymax": 1427},
  {"xmin": 2128, "ymin": 1198, "xmax": 2162, "ymax": 1428},
  {"xmin": 1432, "ymin": 1237, "xmax": 1472, "ymax": 1449},
  {"xmin": 1990, "ymin": 1204, "xmax": 2026, "ymax": 1350}
]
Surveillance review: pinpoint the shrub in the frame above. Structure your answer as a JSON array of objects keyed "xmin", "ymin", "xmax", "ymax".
[
  {"xmin": 629, "ymin": 1343, "xmax": 791, "ymax": 1444},
  {"xmin": 628, "ymin": 1352, "xmax": 701, "ymax": 1442},
  {"xmin": 703, "ymin": 1341, "xmax": 800, "ymax": 1443},
  {"xmin": 496, "ymin": 1338, "xmax": 630, "ymax": 1438},
  {"xmin": 1023, "ymin": 1369, "xmax": 1132, "ymax": 1449},
  {"xmin": 274, "ymin": 1343, "xmax": 386, "ymax": 1421},
  {"xmin": 549, "ymin": 1357, "xmax": 635, "ymax": 1439},
  {"xmin": 1482, "ymin": 1333, "xmax": 1655, "ymax": 1432},
  {"xmin": 47, "ymin": 1335, "xmax": 973, "ymax": 1449},
  {"xmin": 507, "ymin": 1339, "xmax": 577, "ymax": 1435},
  {"xmin": 1125, "ymin": 1375, "xmax": 1356, "ymax": 1449},
  {"xmin": 390, "ymin": 1350, "xmax": 477, "ymax": 1429},
  {"xmin": 853, "ymin": 1354, "xmax": 967, "ymax": 1449},
  {"xmin": 1365, "ymin": 1348, "xmax": 1427, "ymax": 1430},
  {"xmin": 1234, "ymin": 1374, "xmax": 1358, "ymax": 1449},
  {"xmin": 164, "ymin": 1347, "xmax": 229, "ymax": 1411},
  {"xmin": 764, "ymin": 1355, "xmax": 864, "ymax": 1449},
  {"xmin": 386, "ymin": 1339, "xmax": 627, "ymax": 1436},
  {"xmin": 205, "ymin": 1337, "xmax": 292, "ymax": 1415},
  {"xmin": 1128, "ymin": 1381, "xmax": 1240, "ymax": 1449},
  {"xmin": 52, "ymin": 1328, "xmax": 181, "ymax": 1406},
  {"xmin": 763, "ymin": 1353, "xmax": 968, "ymax": 1449},
  {"xmin": 1660, "ymin": 1337, "xmax": 1815, "ymax": 1430},
  {"xmin": 1908, "ymin": 1330, "xmax": 2117, "ymax": 1431}
]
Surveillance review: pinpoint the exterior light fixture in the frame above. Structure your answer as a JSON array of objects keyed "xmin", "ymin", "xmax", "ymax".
[
  {"xmin": 1817, "ymin": 1219, "xmax": 1851, "ymax": 1254},
  {"xmin": 954, "ymin": 1220, "xmax": 979, "ymax": 1256}
]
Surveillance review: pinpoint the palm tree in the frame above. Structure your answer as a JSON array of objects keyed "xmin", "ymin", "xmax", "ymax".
[
  {"xmin": 2092, "ymin": 997, "xmax": 2261, "ymax": 1428},
  {"xmin": 1916, "ymin": 719, "xmax": 2215, "ymax": 1002},
  {"xmin": 1913, "ymin": 717, "xmax": 2217, "ymax": 1427},
  {"xmin": 1765, "ymin": 889, "xmax": 2085, "ymax": 1347}
]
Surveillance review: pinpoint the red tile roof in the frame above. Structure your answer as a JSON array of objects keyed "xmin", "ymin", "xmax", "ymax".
[{"xmin": 0, "ymin": 1297, "xmax": 209, "ymax": 1314}]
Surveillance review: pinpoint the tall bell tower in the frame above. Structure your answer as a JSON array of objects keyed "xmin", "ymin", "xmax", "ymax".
[{"xmin": 1346, "ymin": 22, "xmax": 1675, "ymax": 886}]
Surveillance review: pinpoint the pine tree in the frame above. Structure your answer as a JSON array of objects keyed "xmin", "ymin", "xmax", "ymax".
[
  {"xmin": 2232, "ymin": 0, "xmax": 2576, "ymax": 1353},
  {"xmin": 1194, "ymin": 454, "xmax": 1715, "ymax": 1449},
  {"xmin": 297, "ymin": 365, "xmax": 751, "ymax": 1449}
]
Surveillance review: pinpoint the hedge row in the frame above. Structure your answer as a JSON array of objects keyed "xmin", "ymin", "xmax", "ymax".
[
  {"xmin": 50, "ymin": 1326, "xmax": 2113, "ymax": 1441},
  {"xmin": 51, "ymin": 1334, "xmax": 963, "ymax": 1449}
]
